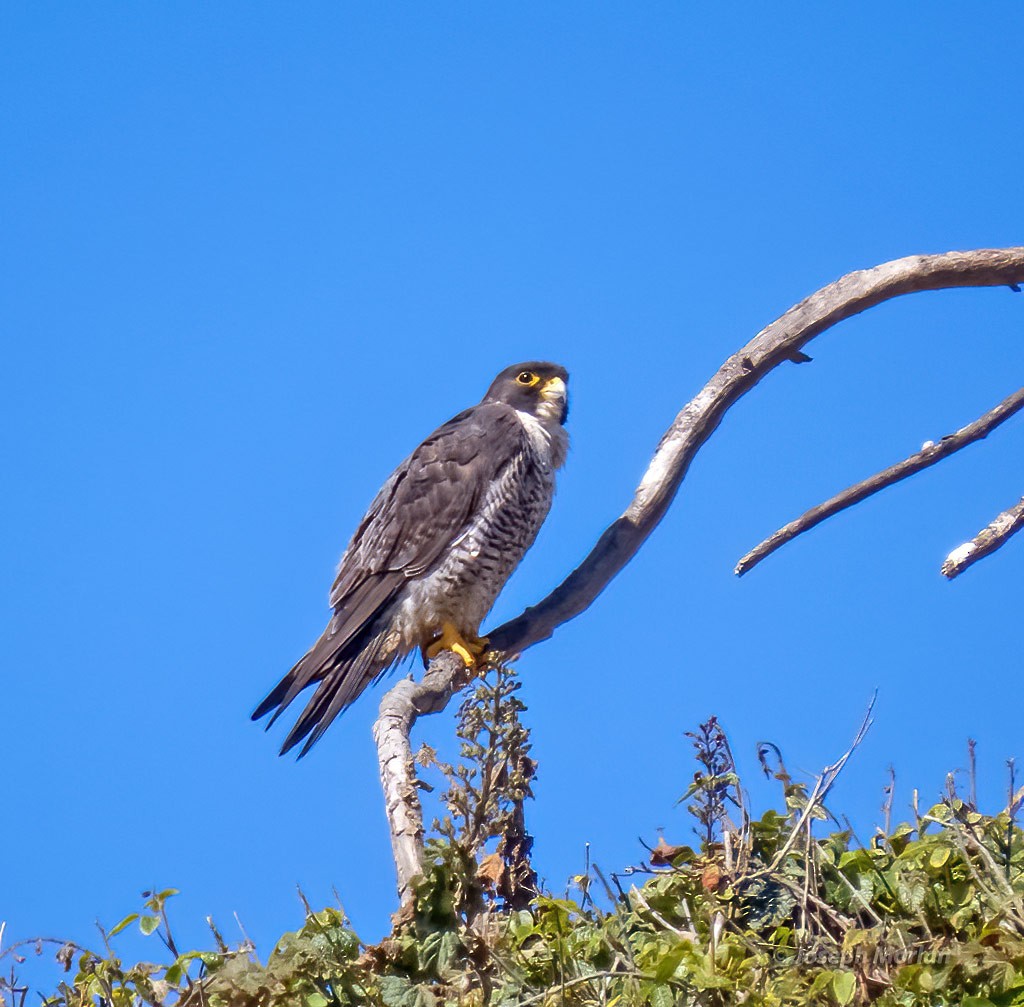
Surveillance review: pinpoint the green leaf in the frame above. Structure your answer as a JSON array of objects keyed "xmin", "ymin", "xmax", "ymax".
[
  {"xmin": 379, "ymin": 975, "xmax": 416, "ymax": 1007},
  {"xmin": 437, "ymin": 930, "xmax": 462, "ymax": 975},
  {"xmin": 653, "ymin": 942, "xmax": 689, "ymax": 982},
  {"xmin": 809, "ymin": 971, "xmax": 836, "ymax": 997},
  {"xmin": 896, "ymin": 878, "xmax": 927, "ymax": 913},
  {"xmin": 306, "ymin": 995, "xmax": 329, "ymax": 1007},
  {"xmin": 139, "ymin": 915, "xmax": 161, "ymax": 935},
  {"xmin": 929, "ymin": 846, "xmax": 951, "ymax": 869},
  {"xmin": 309, "ymin": 907, "xmax": 344, "ymax": 928},
  {"xmin": 164, "ymin": 964, "xmax": 183, "ymax": 986},
  {"xmin": 108, "ymin": 913, "xmax": 139, "ymax": 937},
  {"xmin": 509, "ymin": 909, "xmax": 534, "ymax": 940},
  {"xmin": 832, "ymin": 971, "xmax": 856, "ymax": 1005},
  {"xmin": 837, "ymin": 850, "xmax": 861, "ymax": 869},
  {"xmin": 649, "ymin": 985, "xmax": 675, "ymax": 1007}
]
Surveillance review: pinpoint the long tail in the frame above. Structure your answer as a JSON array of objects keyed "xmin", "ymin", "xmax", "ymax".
[{"xmin": 252, "ymin": 624, "xmax": 394, "ymax": 758}]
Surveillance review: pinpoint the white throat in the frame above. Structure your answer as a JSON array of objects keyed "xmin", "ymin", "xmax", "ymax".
[{"xmin": 516, "ymin": 408, "xmax": 569, "ymax": 470}]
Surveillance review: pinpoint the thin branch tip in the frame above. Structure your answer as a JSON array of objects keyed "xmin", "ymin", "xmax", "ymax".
[{"xmin": 942, "ymin": 495, "xmax": 1024, "ymax": 579}]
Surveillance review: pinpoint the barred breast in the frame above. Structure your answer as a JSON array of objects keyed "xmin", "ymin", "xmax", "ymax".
[{"xmin": 394, "ymin": 409, "xmax": 566, "ymax": 646}]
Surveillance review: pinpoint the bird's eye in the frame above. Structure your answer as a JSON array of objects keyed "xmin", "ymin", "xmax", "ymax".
[{"xmin": 516, "ymin": 371, "xmax": 536, "ymax": 385}]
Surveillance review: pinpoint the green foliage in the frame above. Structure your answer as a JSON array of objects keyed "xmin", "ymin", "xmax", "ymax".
[
  {"xmin": 416, "ymin": 661, "xmax": 538, "ymax": 921},
  {"xmin": 8, "ymin": 705, "xmax": 1024, "ymax": 1006}
]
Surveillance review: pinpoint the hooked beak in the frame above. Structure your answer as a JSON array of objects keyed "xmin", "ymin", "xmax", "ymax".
[{"xmin": 540, "ymin": 375, "xmax": 569, "ymax": 425}]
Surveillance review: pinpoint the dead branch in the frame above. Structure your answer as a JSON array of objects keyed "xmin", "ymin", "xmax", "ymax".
[
  {"xmin": 373, "ymin": 651, "xmax": 470, "ymax": 904},
  {"xmin": 375, "ymin": 246, "xmax": 1024, "ymax": 901},
  {"xmin": 735, "ymin": 385, "xmax": 1024, "ymax": 576},
  {"xmin": 488, "ymin": 247, "xmax": 1024, "ymax": 654},
  {"xmin": 941, "ymin": 495, "xmax": 1024, "ymax": 579}
]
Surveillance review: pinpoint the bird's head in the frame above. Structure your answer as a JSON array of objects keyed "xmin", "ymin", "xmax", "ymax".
[{"xmin": 484, "ymin": 361, "xmax": 569, "ymax": 427}]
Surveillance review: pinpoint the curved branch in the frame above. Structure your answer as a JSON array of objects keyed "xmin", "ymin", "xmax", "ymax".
[
  {"xmin": 735, "ymin": 385, "xmax": 1024, "ymax": 576},
  {"xmin": 488, "ymin": 246, "xmax": 1024, "ymax": 654},
  {"xmin": 375, "ymin": 246, "xmax": 1024, "ymax": 900},
  {"xmin": 942, "ymin": 496, "xmax": 1024, "ymax": 579}
]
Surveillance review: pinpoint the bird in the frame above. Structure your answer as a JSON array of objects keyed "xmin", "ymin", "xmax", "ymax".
[{"xmin": 253, "ymin": 361, "xmax": 570, "ymax": 757}]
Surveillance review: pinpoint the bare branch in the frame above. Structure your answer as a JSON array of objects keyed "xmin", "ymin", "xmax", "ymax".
[
  {"xmin": 373, "ymin": 651, "xmax": 470, "ymax": 903},
  {"xmin": 488, "ymin": 247, "xmax": 1024, "ymax": 654},
  {"xmin": 735, "ymin": 385, "xmax": 1024, "ymax": 576},
  {"xmin": 374, "ymin": 246, "xmax": 1024, "ymax": 900},
  {"xmin": 941, "ymin": 495, "xmax": 1024, "ymax": 579}
]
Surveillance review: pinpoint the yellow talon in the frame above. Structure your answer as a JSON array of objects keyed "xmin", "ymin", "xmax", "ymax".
[{"xmin": 425, "ymin": 622, "xmax": 490, "ymax": 667}]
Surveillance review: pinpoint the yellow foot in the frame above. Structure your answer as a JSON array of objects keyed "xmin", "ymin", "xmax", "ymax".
[{"xmin": 424, "ymin": 622, "xmax": 490, "ymax": 668}]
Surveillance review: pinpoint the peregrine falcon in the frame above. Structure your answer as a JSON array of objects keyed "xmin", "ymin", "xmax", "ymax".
[{"xmin": 253, "ymin": 362, "xmax": 570, "ymax": 757}]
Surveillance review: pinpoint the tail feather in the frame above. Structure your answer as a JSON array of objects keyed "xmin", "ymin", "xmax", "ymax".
[
  {"xmin": 258, "ymin": 631, "xmax": 335, "ymax": 728},
  {"xmin": 284, "ymin": 646, "xmax": 383, "ymax": 757},
  {"xmin": 250, "ymin": 634, "xmax": 328, "ymax": 726},
  {"xmin": 252, "ymin": 624, "xmax": 395, "ymax": 757}
]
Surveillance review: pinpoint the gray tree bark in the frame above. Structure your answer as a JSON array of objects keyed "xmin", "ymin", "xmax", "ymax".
[{"xmin": 942, "ymin": 496, "xmax": 1024, "ymax": 579}]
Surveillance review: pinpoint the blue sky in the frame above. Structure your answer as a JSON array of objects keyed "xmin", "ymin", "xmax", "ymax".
[{"xmin": 4, "ymin": 1, "xmax": 1023, "ymax": 990}]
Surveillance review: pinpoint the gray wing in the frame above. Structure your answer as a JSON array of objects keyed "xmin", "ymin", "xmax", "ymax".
[
  {"xmin": 326, "ymin": 401, "xmax": 529, "ymax": 638},
  {"xmin": 253, "ymin": 402, "xmax": 530, "ymax": 745}
]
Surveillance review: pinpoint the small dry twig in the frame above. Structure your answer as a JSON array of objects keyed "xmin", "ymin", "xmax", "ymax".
[
  {"xmin": 516, "ymin": 970, "xmax": 650, "ymax": 1007},
  {"xmin": 762, "ymin": 693, "xmax": 876, "ymax": 876},
  {"xmin": 628, "ymin": 885, "xmax": 697, "ymax": 941},
  {"xmin": 882, "ymin": 764, "xmax": 896, "ymax": 837}
]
